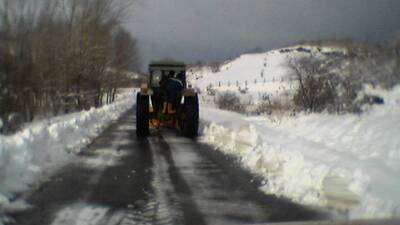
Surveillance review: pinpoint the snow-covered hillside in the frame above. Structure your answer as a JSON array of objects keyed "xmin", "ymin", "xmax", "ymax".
[
  {"xmin": 195, "ymin": 46, "xmax": 400, "ymax": 219},
  {"xmin": 189, "ymin": 51, "xmax": 292, "ymax": 105},
  {"xmin": 188, "ymin": 45, "xmax": 348, "ymax": 105},
  {"xmin": 0, "ymin": 89, "xmax": 135, "ymax": 221}
]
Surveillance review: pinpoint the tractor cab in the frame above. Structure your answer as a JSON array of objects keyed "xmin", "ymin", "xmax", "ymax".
[
  {"xmin": 136, "ymin": 60, "xmax": 199, "ymax": 137},
  {"xmin": 149, "ymin": 61, "xmax": 186, "ymax": 89}
]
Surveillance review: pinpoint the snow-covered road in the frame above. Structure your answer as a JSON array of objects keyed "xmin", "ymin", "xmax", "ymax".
[
  {"xmin": 7, "ymin": 109, "xmax": 326, "ymax": 225},
  {"xmin": 3, "ymin": 86, "xmax": 399, "ymax": 224}
]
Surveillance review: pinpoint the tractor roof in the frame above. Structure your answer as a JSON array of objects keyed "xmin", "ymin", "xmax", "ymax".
[{"xmin": 149, "ymin": 60, "xmax": 186, "ymax": 68}]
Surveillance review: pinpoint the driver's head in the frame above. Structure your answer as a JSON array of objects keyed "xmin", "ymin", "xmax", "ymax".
[{"xmin": 168, "ymin": 70, "xmax": 175, "ymax": 77}]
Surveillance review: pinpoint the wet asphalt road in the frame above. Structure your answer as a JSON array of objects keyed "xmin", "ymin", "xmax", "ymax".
[{"xmin": 8, "ymin": 109, "xmax": 327, "ymax": 225}]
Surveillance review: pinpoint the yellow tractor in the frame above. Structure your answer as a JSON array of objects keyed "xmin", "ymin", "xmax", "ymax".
[{"xmin": 136, "ymin": 61, "xmax": 199, "ymax": 137}]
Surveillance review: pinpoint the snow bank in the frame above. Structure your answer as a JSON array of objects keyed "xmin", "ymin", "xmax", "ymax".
[
  {"xmin": 0, "ymin": 89, "xmax": 135, "ymax": 220},
  {"xmin": 200, "ymin": 86, "xmax": 400, "ymax": 219}
]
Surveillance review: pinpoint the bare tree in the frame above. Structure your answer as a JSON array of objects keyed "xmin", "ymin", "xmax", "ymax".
[
  {"xmin": 0, "ymin": 0, "xmax": 139, "ymax": 132},
  {"xmin": 289, "ymin": 57, "xmax": 339, "ymax": 112}
]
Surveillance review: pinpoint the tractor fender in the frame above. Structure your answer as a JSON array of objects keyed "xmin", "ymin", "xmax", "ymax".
[
  {"xmin": 139, "ymin": 83, "xmax": 154, "ymax": 112},
  {"xmin": 140, "ymin": 83, "xmax": 150, "ymax": 95}
]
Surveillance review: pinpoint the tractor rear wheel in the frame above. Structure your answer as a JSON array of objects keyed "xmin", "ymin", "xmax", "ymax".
[
  {"xmin": 180, "ymin": 94, "xmax": 199, "ymax": 138},
  {"xmin": 136, "ymin": 93, "xmax": 150, "ymax": 137}
]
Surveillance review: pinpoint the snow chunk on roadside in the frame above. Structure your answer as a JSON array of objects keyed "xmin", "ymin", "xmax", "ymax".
[{"xmin": 203, "ymin": 123, "xmax": 259, "ymax": 157}]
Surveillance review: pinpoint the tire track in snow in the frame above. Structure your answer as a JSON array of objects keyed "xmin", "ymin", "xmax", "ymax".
[
  {"xmin": 49, "ymin": 123, "xmax": 134, "ymax": 225},
  {"xmin": 143, "ymin": 135, "xmax": 206, "ymax": 225}
]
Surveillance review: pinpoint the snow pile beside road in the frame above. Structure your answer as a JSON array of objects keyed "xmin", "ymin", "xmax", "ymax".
[
  {"xmin": 201, "ymin": 86, "xmax": 400, "ymax": 219},
  {"xmin": 0, "ymin": 89, "xmax": 135, "ymax": 218}
]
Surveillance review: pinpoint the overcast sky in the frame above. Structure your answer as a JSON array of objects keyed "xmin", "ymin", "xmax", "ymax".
[{"xmin": 126, "ymin": 0, "xmax": 400, "ymax": 68}]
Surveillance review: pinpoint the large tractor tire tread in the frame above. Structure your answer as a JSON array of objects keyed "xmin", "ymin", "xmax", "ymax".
[
  {"xmin": 181, "ymin": 94, "xmax": 199, "ymax": 138},
  {"xmin": 136, "ymin": 93, "xmax": 150, "ymax": 137}
]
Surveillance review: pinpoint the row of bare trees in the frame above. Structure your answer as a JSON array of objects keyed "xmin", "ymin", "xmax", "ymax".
[{"xmin": 0, "ymin": 0, "xmax": 139, "ymax": 131}]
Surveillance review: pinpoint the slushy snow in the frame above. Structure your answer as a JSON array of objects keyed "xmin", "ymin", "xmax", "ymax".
[{"xmin": 0, "ymin": 89, "xmax": 135, "ymax": 222}]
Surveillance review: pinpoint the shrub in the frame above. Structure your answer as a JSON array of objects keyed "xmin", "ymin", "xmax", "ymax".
[
  {"xmin": 238, "ymin": 86, "xmax": 249, "ymax": 94},
  {"xmin": 293, "ymin": 75, "xmax": 336, "ymax": 112},
  {"xmin": 216, "ymin": 91, "xmax": 245, "ymax": 113},
  {"xmin": 289, "ymin": 56, "xmax": 362, "ymax": 113},
  {"xmin": 255, "ymin": 99, "xmax": 293, "ymax": 116},
  {"xmin": 206, "ymin": 84, "xmax": 216, "ymax": 96},
  {"xmin": 209, "ymin": 61, "xmax": 221, "ymax": 73}
]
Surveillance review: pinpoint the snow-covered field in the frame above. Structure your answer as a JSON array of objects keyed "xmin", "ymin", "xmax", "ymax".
[
  {"xmin": 0, "ymin": 89, "xmax": 135, "ymax": 221},
  {"xmin": 195, "ymin": 46, "xmax": 400, "ymax": 219}
]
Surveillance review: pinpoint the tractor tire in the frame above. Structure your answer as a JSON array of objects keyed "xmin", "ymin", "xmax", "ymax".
[
  {"xmin": 180, "ymin": 94, "xmax": 199, "ymax": 138},
  {"xmin": 136, "ymin": 93, "xmax": 150, "ymax": 137}
]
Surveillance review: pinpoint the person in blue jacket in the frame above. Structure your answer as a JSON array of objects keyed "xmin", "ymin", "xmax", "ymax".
[{"xmin": 163, "ymin": 71, "xmax": 184, "ymax": 113}]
